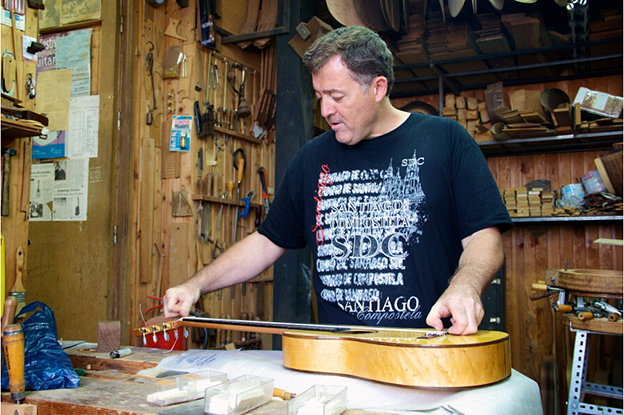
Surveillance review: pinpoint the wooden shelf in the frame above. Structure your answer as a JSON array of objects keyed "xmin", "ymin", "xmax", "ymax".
[
  {"xmin": 1, "ymin": 117, "xmax": 43, "ymax": 140},
  {"xmin": 563, "ymin": 313, "xmax": 623, "ymax": 335},
  {"xmin": 512, "ymin": 215, "xmax": 623, "ymax": 223},
  {"xmin": 479, "ymin": 130, "xmax": 623, "ymax": 157}
]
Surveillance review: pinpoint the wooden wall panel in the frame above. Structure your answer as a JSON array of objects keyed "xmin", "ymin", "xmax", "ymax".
[
  {"xmin": 127, "ymin": 0, "xmax": 275, "ymax": 348},
  {"xmin": 26, "ymin": 2, "xmax": 119, "ymax": 342},
  {"xmin": 1, "ymin": 3, "xmax": 39, "ymax": 317}
]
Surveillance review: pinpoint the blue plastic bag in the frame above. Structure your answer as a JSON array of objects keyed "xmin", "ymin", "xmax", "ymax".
[{"xmin": 2, "ymin": 301, "xmax": 80, "ymax": 391}]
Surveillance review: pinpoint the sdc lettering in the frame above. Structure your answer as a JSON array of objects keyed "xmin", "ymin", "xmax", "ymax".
[{"xmin": 331, "ymin": 233, "xmax": 408, "ymax": 260}]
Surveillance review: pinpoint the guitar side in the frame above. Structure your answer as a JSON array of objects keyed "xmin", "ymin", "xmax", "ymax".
[{"xmin": 282, "ymin": 329, "xmax": 511, "ymax": 388}]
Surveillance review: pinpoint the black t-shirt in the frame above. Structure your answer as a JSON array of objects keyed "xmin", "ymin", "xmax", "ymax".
[{"xmin": 258, "ymin": 113, "xmax": 512, "ymax": 327}]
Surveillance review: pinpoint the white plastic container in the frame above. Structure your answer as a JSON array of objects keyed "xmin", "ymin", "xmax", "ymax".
[
  {"xmin": 145, "ymin": 370, "xmax": 227, "ymax": 406},
  {"xmin": 560, "ymin": 183, "xmax": 585, "ymax": 208},
  {"xmin": 581, "ymin": 170, "xmax": 607, "ymax": 195},
  {"xmin": 204, "ymin": 374, "xmax": 274, "ymax": 415},
  {"xmin": 287, "ymin": 385, "xmax": 348, "ymax": 415}
]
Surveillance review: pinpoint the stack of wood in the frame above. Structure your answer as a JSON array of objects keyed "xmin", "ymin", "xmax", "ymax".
[
  {"xmin": 500, "ymin": 13, "xmax": 558, "ymax": 79},
  {"xmin": 501, "ymin": 187, "xmax": 555, "ymax": 217},
  {"xmin": 500, "ymin": 13, "xmax": 541, "ymax": 50},
  {"xmin": 442, "ymin": 94, "xmax": 492, "ymax": 142},
  {"xmin": 427, "ymin": 16, "xmax": 499, "ymax": 86},
  {"xmin": 540, "ymin": 190, "xmax": 555, "ymax": 216},
  {"xmin": 472, "ymin": 14, "xmax": 516, "ymax": 81},
  {"xmin": 490, "ymin": 89, "xmax": 555, "ymax": 139},
  {"xmin": 589, "ymin": 7, "xmax": 623, "ymax": 72},
  {"xmin": 394, "ymin": 13, "xmax": 428, "ymax": 65},
  {"xmin": 392, "ymin": 12, "xmax": 439, "ymax": 92},
  {"xmin": 426, "ymin": 11, "xmax": 449, "ymax": 55}
]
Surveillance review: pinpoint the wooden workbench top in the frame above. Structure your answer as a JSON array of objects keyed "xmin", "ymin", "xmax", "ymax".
[
  {"xmin": 1, "ymin": 344, "xmax": 385, "ymax": 414},
  {"xmin": 2, "ymin": 374, "xmax": 379, "ymax": 414}
]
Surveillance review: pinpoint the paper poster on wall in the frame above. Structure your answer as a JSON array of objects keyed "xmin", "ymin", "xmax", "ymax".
[
  {"xmin": 39, "ymin": 0, "xmax": 60, "ymax": 29},
  {"xmin": 60, "ymin": 0, "xmax": 101, "ymax": 25},
  {"xmin": 29, "ymin": 163, "xmax": 55, "ymax": 221},
  {"xmin": 35, "ymin": 68, "xmax": 72, "ymax": 132},
  {"xmin": 169, "ymin": 115, "xmax": 192, "ymax": 152},
  {"xmin": 39, "ymin": 0, "xmax": 101, "ymax": 30},
  {"xmin": 38, "ymin": 28, "xmax": 92, "ymax": 97},
  {"xmin": 51, "ymin": 159, "xmax": 89, "ymax": 221},
  {"xmin": 66, "ymin": 95, "xmax": 99, "ymax": 159},
  {"xmin": 33, "ymin": 131, "xmax": 66, "ymax": 160}
]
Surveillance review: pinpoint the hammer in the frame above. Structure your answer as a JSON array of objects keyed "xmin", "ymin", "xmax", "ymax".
[{"xmin": 2, "ymin": 147, "xmax": 17, "ymax": 217}]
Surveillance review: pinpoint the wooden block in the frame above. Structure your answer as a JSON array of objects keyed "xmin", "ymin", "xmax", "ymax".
[
  {"xmin": 445, "ymin": 93, "xmax": 456, "ymax": 108},
  {"xmin": 466, "ymin": 109, "xmax": 479, "ymax": 120},
  {"xmin": 456, "ymin": 96, "xmax": 466, "ymax": 109},
  {"xmin": 98, "ymin": 321, "xmax": 121, "ymax": 352},
  {"xmin": 467, "ymin": 97, "xmax": 478, "ymax": 110},
  {"xmin": 573, "ymin": 103, "xmax": 582, "ymax": 132},
  {"xmin": 479, "ymin": 108, "xmax": 491, "ymax": 123},
  {"xmin": 163, "ymin": 150, "xmax": 181, "ymax": 179},
  {"xmin": 466, "ymin": 120, "xmax": 478, "ymax": 137},
  {"xmin": 457, "ymin": 108, "xmax": 466, "ymax": 119},
  {"xmin": 553, "ymin": 107, "xmax": 573, "ymax": 126},
  {"xmin": 442, "ymin": 107, "xmax": 457, "ymax": 116},
  {"xmin": 1, "ymin": 403, "xmax": 38, "ymax": 415},
  {"xmin": 169, "ymin": 222, "xmax": 189, "ymax": 288}
]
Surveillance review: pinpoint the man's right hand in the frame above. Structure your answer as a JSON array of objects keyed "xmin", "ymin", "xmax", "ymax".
[{"xmin": 163, "ymin": 284, "xmax": 200, "ymax": 318}]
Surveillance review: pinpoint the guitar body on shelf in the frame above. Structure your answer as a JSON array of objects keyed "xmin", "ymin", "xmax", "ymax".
[{"xmin": 134, "ymin": 317, "xmax": 511, "ymax": 389}]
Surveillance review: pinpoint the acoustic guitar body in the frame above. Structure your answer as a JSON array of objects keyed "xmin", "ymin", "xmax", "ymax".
[{"xmin": 282, "ymin": 329, "xmax": 511, "ymax": 388}]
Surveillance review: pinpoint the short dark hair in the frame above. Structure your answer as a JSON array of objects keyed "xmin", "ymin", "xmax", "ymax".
[{"xmin": 303, "ymin": 26, "xmax": 395, "ymax": 95}]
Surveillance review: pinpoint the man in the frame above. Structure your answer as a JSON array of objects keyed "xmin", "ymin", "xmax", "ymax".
[{"xmin": 164, "ymin": 26, "xmax": 512, "ymax": 335}]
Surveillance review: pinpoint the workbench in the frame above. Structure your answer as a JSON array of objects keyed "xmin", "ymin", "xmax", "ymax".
[{"xmin": 1, "ymin": 343, "xmax": 543, "ymax": 414}]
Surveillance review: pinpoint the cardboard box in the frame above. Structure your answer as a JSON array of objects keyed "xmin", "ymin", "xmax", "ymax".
[
  {"xmin": 288, "ymin": 17, "xmax": 333, "ymax": 59},
  {"xmin": 574, "ymin": 87, "xmax": 623, "ymax": 118}
]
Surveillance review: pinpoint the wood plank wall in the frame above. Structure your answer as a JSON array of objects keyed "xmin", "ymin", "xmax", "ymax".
[
  {"xmin": 1, "ymin": 3, "xmax": 38, "ymax": 317},
  {"xmin": 128, "ymin": 0, "xmax": 275, "ymax": 349},
  {"xmin": 392, "ymin": 74, "xmax": 623, "ymax": 410}
]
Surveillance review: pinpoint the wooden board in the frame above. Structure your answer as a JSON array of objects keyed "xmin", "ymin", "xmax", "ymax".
[
  {"xmin": 168, "ymin": 222, "xmax": 189, "ymax": 288},
  {"xmin": 562, "ymin": 314, "xmax": 623, "ymax": 335},
  {"xmin": 140, "ymin": 138, "xmax": 156, "ymax": 284}
]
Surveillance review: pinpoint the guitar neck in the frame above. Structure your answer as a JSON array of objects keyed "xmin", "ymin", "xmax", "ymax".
[
  {"xmin": 181, "ymin": 316, "xmax": 358, "ymax": 334},
  {"xmin": 133, "ymin": 316, "xmax": 364, "ymax": 338}
]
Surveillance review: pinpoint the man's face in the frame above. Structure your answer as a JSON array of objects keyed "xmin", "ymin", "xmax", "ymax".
[{"xmin": 312, "ymin": 55, "xmax": 381, "ymax": 145}]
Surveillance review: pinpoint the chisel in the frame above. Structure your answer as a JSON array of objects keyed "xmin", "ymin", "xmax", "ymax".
[{"xmin": 232, "ymin": 149, "xmax": 245, "ymax": 245}]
